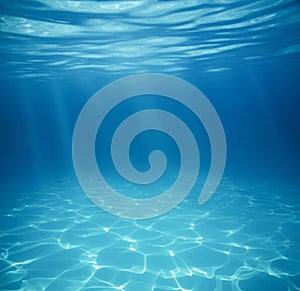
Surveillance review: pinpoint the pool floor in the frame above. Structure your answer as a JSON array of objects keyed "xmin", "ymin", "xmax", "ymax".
[{"xmin": 1, "ymin": 178, "xmax": 299, "ymax": 290}]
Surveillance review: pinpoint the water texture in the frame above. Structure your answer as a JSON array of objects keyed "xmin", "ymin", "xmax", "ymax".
[
  {"xmin": 1, "ymin": 1, "xmax": 300, "ymax": 291},
  {"xmin": 1, "ymin": 179, "xmax": 300, "ymax": 290},
  {"xmin": 0, "ymin": 0, "xmax": 300, "ymax": 78}
]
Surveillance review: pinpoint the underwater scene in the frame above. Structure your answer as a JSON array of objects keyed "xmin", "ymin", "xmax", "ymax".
[{"xmin": 1, "ymin": 0, "xmax": 300, "ymax": 290}]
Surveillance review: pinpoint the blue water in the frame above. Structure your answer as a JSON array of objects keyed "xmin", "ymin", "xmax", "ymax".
[{"xmin": 1, "ymin": 1, "xmax": 300, "ymax": 290}]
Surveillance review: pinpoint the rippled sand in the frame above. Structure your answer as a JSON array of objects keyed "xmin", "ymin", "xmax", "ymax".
[{"xmin": 1, "ymin": 179, "xmax": 299, "ymax": 290}]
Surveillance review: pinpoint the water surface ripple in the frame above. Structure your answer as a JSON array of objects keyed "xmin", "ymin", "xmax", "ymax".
[{"xmin": 0, "ymin": 0, "xmax": 300, "ymax": 78}]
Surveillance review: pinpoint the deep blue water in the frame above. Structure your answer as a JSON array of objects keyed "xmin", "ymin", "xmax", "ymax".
[{"xmin": 1, "ymin": 0, "xmax": 300, "ymax": 290}]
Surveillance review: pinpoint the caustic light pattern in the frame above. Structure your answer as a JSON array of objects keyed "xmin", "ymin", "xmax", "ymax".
[
  {"xmin": 0, "ymin": 179, "xmax": 299, "ymax": 291},
  {"xmin": 72, "ymin": 74, "xmax": 226, "ymax": 219}
]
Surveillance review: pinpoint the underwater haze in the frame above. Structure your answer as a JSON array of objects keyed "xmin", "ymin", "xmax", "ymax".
[{"xmin": 1, "ymin": 0, "xmax": 300, "ymax": 290}]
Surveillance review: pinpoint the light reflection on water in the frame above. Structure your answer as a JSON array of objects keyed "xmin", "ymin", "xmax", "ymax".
[
  {"xmin": 0, "ymin": 0, "xmax": 300, "ymax": 78},
  {"xmin": 1, "ymin": 178, "xmax": 299, "ymax": 290},
  {"xmin": 0, "ymin": 1, "xmax": 300, "ymax": 290}
]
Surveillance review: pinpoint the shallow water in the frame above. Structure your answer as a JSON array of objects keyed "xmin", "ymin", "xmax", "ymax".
[
  {"xmin": 1, "ymin": 0, "xmax": 300, "ymax": 290},
  {"xmin": 1, "ymin": 179, "xmax": 300, "ymax": 290}
]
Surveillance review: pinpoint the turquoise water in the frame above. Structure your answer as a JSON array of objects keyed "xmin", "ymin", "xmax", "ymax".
[
  {"xmin": 1, "ymin": 1, "xmax": 300, "ymax": 290},
  {"xmin": 1, "ymin": 179, "xmax": 300, "ymax": 290}
]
